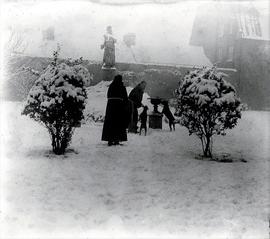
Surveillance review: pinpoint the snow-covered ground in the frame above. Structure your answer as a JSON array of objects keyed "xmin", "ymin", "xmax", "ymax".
[{"xmin": 1, "ymin": 99, "xmax": 269, "ymax": 239}]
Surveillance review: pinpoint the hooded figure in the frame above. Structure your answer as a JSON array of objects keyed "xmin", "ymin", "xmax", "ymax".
[
  {"xmin": 101, "ymin": 75, "xmax": 129, "ymax": 146},
  {"xmin": 128, "ymin": 81, "xmax": 147, "ymax": 133}
]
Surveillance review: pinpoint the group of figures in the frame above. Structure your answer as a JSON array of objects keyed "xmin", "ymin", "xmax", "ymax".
[
  {"xmin": 100, "ymin": 26, "xmax": 147, "ymax": 145},
  {"xmin": 100, "ymin": 26, "xmax": 174, "ymax": 145},
  {"xmin": 101, "ymin": 75, "xmax": 146, "ymax": 146}
]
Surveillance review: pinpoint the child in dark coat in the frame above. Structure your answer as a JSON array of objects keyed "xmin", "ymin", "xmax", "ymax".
[
  {"xmin": 139, "ymin": 105, "xmax": 148, "ymax": 136},
  {"xmin": 162, "ymin": 101, "xmax": 175, "ymax": 131}
]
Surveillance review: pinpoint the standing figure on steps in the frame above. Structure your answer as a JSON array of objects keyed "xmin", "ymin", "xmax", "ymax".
[{"xmin": 101, "ymin": 26, "xmax": 116, "ymax": 69}]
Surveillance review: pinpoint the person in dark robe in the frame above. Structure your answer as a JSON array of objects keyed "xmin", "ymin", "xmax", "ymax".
[
  {"xmin": 128, "ymin": 81, "xmax": 147, "ymax": 133},
  {"xmin": 101, "ymin": 75, "xmax": 129, "ymax": 146}
]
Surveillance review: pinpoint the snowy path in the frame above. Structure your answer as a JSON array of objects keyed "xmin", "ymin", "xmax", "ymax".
[{"xmin": 1, "ymin": 102, "xmax": 269, "ymax": 238}]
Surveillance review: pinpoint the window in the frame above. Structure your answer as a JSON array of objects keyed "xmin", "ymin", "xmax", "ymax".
[
  {"xmin": 229, "ymin": 20, "xmax": 234, "ymax": 35},
  {"xmin": 218, "ymin": 48, "xmax": 223, "ymax": 62},
  {"xmin": 42, "ymin": 27, "xmax": 55, "ymax": 41},
  {"xmin": 228, "ymin": 46, "xmax": 234, "ymax": 62},
  {"xmin": 218, "ymin": 24, "xmax": 224, "ymax": 38}
]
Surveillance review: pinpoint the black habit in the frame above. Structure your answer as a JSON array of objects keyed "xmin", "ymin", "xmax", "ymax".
[{"xmin": 101, "ymin": 77, "xmax": 129, "ymax": 142}]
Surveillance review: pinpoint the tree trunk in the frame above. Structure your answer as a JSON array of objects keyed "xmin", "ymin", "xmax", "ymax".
[
  {"xmin": 51, "ymin": 132, "xmax": 65, "ymax": 155},
  {"xmin": 203, "ymin": 136, "xmax": 212, "ymax": 158},
  {"xmin": 49, "ymin": 126, "xmax": 73, "ymax": 155}
]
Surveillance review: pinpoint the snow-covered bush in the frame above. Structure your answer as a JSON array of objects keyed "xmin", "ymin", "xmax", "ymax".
[
  {"xmin": 84, "ymin": 111, "xmax": 105, "ymax": 123},
  {"xmin": 175, "ymin": 67, "xmax": 243, "ymax": 158},
  {"xmin": 22, "ymin": 49, "xmax": 91, "ymax": 154}
]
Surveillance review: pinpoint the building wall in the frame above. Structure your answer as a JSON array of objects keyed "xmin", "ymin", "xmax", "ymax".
[
  {"xmin": 234, "ymin": 39, "xmax": 270, "ymax": 110},
  {"xmin": 189, "ymin": 2, "xmax": 270, "ymax": 110},
  {"xmin": 4, "ymin": 56, "xmax": 238, "ymax": 102}
]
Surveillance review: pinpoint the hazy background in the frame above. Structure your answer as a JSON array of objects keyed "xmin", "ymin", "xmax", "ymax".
[
  {"xmin": 2, "ymin": 0, "xmax": 269, "ymax": 66},
  {"xmin": 2, "ymin": 0, "xmax": 214, "ymax": 66},
  {"xmin": 1, "ymin": 0, "xmax": 269, "ymax": 108}
]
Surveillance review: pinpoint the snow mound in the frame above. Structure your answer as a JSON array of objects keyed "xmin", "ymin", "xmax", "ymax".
[{"xmin": 84, "ymin": 81, "xmax": 152, "ymax": 123}]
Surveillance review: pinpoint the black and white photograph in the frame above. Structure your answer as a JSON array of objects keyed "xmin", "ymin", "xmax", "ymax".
[{"xmin": 0, "ymin": 0, "xmax": 269, "ymax": 238}]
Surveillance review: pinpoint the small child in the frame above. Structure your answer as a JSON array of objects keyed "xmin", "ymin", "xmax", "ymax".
[
  {"xmin": 162, "ymin": 100, "xmax": 175, "ymax": 131},
  {"xmin": 139, "ymin": 105, "xmax": 148, "ymax": 136}
]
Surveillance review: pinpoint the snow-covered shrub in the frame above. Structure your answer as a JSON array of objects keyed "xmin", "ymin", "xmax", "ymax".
[
  {"xmin": 65, "ymin": 57, "xmax": 93, "ymax": 86},
  {"xmin": 84, "ymin": 111, "xmax": 105, "ymax": 123},
  {"xmin": 22, "ymin": 49, "xmax": 91, "ymax": 155},
  {"xmin": 175, "ymin": 67, "xmax": 243, "ymax": 158},
  {"xmin": 22, "ymin": 66, "xmax": 40, "ymax": 76}
]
